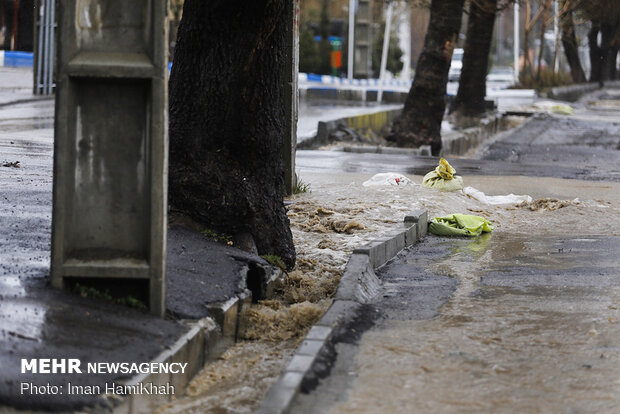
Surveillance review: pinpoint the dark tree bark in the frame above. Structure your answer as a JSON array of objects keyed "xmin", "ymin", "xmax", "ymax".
[
  {"xmin": 589, "ymin": 23, "xmax": 603, "ymax": 83},
  {"xmin": 388, "ymin": 0, "xmax": 465, "ymax": 155},
  {"xmin": 168, "ymin": 0, "xmax": 296, "ymax": 269},
  {"xmin": 536, "ymin": 0, "xmax": 551, "ymax": 80},
  {"xmin": 450, "ymin": 0, "xmax": 498, "ymax": 117},
  {"xmin": 560, "ymin": 0, "xmax": 586, "ymax": 83}
]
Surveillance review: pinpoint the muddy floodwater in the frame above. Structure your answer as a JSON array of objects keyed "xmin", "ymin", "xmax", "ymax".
[
  {"xmin": 327, "ymin": 234, "xmax": 620, "ymax": 414},
  {"xmin": 160, "ymin": 172, "xmax": 620, "ymax": 413}
]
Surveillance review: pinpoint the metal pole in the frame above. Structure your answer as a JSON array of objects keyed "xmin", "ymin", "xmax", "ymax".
[
  {"xmin": 553, "ymin": 0, "xmax": 559, "ymax": 73},
  {"xmin": 42, "ymin": 0, "xmax": 50, "ymax": 94},
  {"xmin": 377, "ymin": 1, "xmax": 393, "ymax": 103},
  {"xmin": 36, "ymin": 1, "xmax": 44, "ymax": 94},
  {"xmin": 399, "ymin": 1, "xmax": 411, "ymax": 81},
  {"xmin": 514, "ymin": 2, "xmax": 519, "ymax": 83},
  {"xmin": 497, "ymin": 13, "xmax": 503, "ymax": 64},
  {"xmin": 347, "ymin": 0, "xmax": 355, "ymax": 80},
  {"xmin": 49, "ymin": 0, "xmax": 55, "ymax": 92}
]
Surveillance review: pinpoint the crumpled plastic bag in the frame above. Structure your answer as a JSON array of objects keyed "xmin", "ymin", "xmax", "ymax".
[
  {"xmin": 422, "ymin": 158, "xmax": 464, "ymax": 192},
  {"xmin": 429, "ymin": 214, "xmax": 493, "ymax": 237},
  {"xmin": 363, "ymin": 173, "xmax": 414, "ymax": 187},
  {"xmin": 463, "ymin": 186, "xmax": 532, "ymax": 205}
]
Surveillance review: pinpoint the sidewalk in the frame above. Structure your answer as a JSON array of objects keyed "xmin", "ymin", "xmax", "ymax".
[{"xmin": 0, "ymin": 67, "xmax": 279, "ymax": 412}]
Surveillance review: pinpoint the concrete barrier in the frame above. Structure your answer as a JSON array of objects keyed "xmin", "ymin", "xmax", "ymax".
[
  {"xmin": 299, "ymin": 108, "xmax": 402, "ymax": 149},
  {"xmin": 545, "ymin": 82, "xmax": 599, "ymax": 102}
]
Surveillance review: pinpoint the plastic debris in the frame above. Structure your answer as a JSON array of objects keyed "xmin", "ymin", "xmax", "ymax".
[
  {"xmin": 362, "ymin": 173, "xmax": 414, "ymax": 187},
  {"xmin": 429, "ymin": 214, "xmax": 493, "ymax": 237},
  {"xmin": 422, "ymin": 158, "xmax": 464, "ymax": 192},
  {"xmin": 463, "ymin": 186, "xmax": 532, "ymax": 205}
]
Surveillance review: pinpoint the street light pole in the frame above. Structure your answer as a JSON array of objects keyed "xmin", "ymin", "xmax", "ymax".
[
  {"xmin": 378, "ymin": 1, "xmax": 393, "ymax": 102},
  {"xmin": 514, "ymin": 2, "xmax": 520, "ymax": 83},
  {"xmin": 553, "ymin": 0, "xmax": 560, "ymax": 72},
  {"xmin": 348, "ymin": 0, "xmax": 355, "ymax": 80}
]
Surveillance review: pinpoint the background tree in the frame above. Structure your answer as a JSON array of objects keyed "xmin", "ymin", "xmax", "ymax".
[
  {"xmin": 559, "ymin": 0, "xmax": 586, "ymax": 83},
  {"xmin": 578, "ymin": 0, "xmax": 620, "ymax": 82},
  {"xmin": 299, "ymin": 23, "xmax": 322, "ymax": 74},
  {"xmin": 168, "ymin": 0, "xmax": 296, "ymax": 269},
  {"xmin": 388, "ymin": 0, "xmax": 465, "ymax": 155},
  {"xmin": 535, "ymin": 0, "xmax": 552, "ymax": 79},
  {"xmin": 317, "ymin": 0, "xmax": 333, "ymax": 74},
  {"xmin": 450, "ymin": 0, "xmax": 499, "ymax": 117},
  {"xmin": 522, "ymin": 0, "xmax": 547, "ymax": 76},
  {"xmin": 372, "ymin": 21, "xmax": 404, "ymax": 76}
]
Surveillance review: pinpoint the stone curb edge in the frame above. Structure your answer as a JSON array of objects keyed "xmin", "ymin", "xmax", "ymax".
[{"xmin": 254, "ymin": 210, "xmax": 429, "ymax": 414}]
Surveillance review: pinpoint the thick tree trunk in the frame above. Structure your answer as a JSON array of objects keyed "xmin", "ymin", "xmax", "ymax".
[
  {"xmin": 450, "ymin": 0, "xmax": 497, "ymax": 117},
  {"xmin": 601, "ymin": 23, "xmax": 619, "ymax": 81},
  {"xmin": 589, "ymin": 24, "xmax": 603, "ymax": 83},
  {"xmin": 560, "ymin": 1, "xmax": 586, "ymax": 83},
  {"xmin": 168, "ymin": 0, "xmax": 296, "ymax": 269},
  {"xmin": 387, "ymin": 0, "xmax": 465, "ymax": 155}
]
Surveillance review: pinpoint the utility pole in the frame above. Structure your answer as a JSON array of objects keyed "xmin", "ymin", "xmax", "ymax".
[
  {"xmin": 378, "ymin": 1, "xmax": 393, "ymax": 102},
  {"xmin": 348, "ymin": 0, "xmax": 355, "ymax": 80},
  {"xmin": 514, "ymin": 2, "xmax": 520, "ymax": 83},
  {"xmin": 553, "ymin": 0, "xmax": 560, "ymax": 72}
]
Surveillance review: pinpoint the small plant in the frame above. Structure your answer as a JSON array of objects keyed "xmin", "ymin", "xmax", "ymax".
[
  {"xmin": 200, "ymin": 228, "xmax": 232, "ymax": 244},
  {"xmin": 294, "ymin": 178, "xmax": 311, "ymax": 194},
  {"xmin": 72, "ymin": 283, "xmax": 147, "ymax": 311},
  {"xmin": 516, "ymin": 68, "xmax": 573, "ymax": 91},
  {"xmin": 261, "ymin": 255, "xmax": 287, "ymax": 270}
]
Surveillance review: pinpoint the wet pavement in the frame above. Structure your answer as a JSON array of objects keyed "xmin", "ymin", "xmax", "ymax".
[
  {"xmin": 0, "ymin": 68, "xmax": 274, "ymax": 411},
  {"xmin": 291, "ymin": 234, "xmax": 620, "ymax": 413}
]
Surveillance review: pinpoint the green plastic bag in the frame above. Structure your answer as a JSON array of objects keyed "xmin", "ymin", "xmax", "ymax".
[
  {"xmin": 422, "ymin": 158, "xmax": 464, "ymax": 192},
  {"xmin": 429, "ymin": 214, "xmax": 493, "ymax": 237}
]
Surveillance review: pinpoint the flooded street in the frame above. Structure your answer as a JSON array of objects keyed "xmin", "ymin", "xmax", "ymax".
[{"xmin": 318, "ymin": 235, "xmax": 620, "ymax": 414}]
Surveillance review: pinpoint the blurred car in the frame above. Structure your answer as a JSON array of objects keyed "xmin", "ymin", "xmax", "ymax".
[
  {"xmin": 487, "ymin": 66, "xmax": 515, "ymax": 83},
  {"xmin": 448, "ymin": 48, "xmax": 464, "ymax": 82}
]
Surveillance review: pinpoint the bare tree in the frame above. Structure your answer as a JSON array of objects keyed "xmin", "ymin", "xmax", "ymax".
[
  {"xmin": 450, "ymin": 0, "xmax": 499, "ymax": 117},
  {"xmin": 387, "ymin": 0, "xmax": 465, "ymax": 155}
]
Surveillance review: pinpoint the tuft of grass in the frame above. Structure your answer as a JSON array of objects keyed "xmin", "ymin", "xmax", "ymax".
[
  {"xmin": 261, "ymin": 255, "xmax": 287, "ymax": 270},
  {"xmin": 516, "ymin": 68, "xmax": 573, "ymax": 91},
  {"xmin": 293, "ymin": 178, "xmax": 311, "ymax": 194},
  {"xmin": 200, "ymin": 228, "xmax": 232, "ymax": 244},
  {"xmin": 72, "ymin": 283, "xmax": 148, "ymax": 311}
]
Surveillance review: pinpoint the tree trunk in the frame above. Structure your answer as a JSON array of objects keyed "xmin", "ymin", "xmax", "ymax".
[
  {"xmin": 168, "ymin": 0, "xmax": 296, "ymax": 269},
  {"xmin": 523, "ymin": 0, "xmax": 532, "ymax": 74},
  {"xmin": 387, "ymin": 0, "xmax": 465, "ymax": 155},
  {"xmin": 536, "ymin": 0, "xmax": 551, "ymax": 80},
  {"xmin": 589, "ymin": 23, "xmax": 603, "ymax": 83},
  {"xmin": 560, "ymin": 0, "xmax": 586, "ymax": 83},
  {"xmin": 450, "ymin": 0, "xmax": 497, "ymax": 117},
  {"xmin": 601, "ymin": 22, "xmax": 619, "ymax": 81}
]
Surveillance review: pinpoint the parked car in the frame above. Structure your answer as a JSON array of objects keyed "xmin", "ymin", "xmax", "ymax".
[
  {"xmin": 448, "ymin": 48, "xmax": 464, "ymax": 82},
  {"xmin": 487, "ymin": 66, "xmax": 515, "ymax": 83}
]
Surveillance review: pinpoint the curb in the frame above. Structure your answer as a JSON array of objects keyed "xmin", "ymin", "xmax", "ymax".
[
  {"xmin": 254, "ymin": 210, "xmax": 428, "ymax": 414},
  {"xmin": 341, "ymin": 145, "xmax": 431, "ymax": 156},
  {"xmin": 298, "ymin": 108, "xmax": 402, "ymax": 149},
  {"xmin": 105, "ymin": 318, "xmax": 220, "ymax": 414},
  {"xmin": 441, "ymin": 115, "xmax": 502, "ymax": 156}
]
